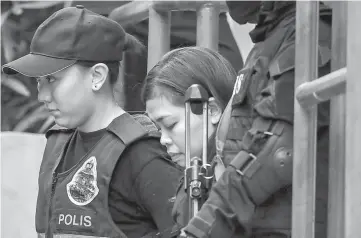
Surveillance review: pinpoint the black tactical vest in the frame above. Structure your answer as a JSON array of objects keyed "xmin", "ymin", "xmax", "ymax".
[{"xmin": 36, "ymin": 113, "xmax": 160, "ymax": 238}]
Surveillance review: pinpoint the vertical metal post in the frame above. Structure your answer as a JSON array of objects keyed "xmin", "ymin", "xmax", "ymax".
[
  {"xmin": 202, "ymin": 102, "xmax": 208, "ymax": 166},
  {"xmin": 147, "ymin": 7, "xmax": 171, "ymax": 72},
  {"xmin": 292, "ymin": 2, "xmax": 319, "ymax": 238},
  {"xmin": 328, "ymin": 2, "xmax": 347, "ymax": 238},
  {"xmin": 345, "ymin": 2, "xmax": 361, "ymax": 237},
  {"xmin": 196, "ymin": 3, "xmax": 220, "ymax": 51},
  {"xmin": 115, "ymin": 52, "xmax": 126, "ymax": 108},
  {"xmin": 0, "ymin": 135, "xmax": 1, "ymax": 238}
]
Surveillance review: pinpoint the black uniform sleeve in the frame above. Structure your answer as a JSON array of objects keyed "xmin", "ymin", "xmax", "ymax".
[
  {"xmin": 109, "ymin": 137, "xmax": 182, "ymax": 237},
  {"xmin": 131, "ymin": 139, "xmax": 183, "ymax": 235}
]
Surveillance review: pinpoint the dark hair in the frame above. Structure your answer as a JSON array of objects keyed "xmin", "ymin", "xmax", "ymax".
[
  {"xmin": 141, "ymin": 46, "xmax": 236, "ymax": 109},
  {"xmin": 77, "ymin": 33, "xmax": 145, "ymax": 85}
]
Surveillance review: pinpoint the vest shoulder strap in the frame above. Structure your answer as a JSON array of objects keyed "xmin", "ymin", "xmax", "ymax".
[
  {"xmin": 45, "ymin": 124, "xmax": 74, "ymax": 139},
  {"xmin": 107, "ymin": 113, "xmax": 160, "ymax": 146},
  {"xmin": 42, "ymin": 125, "xmax": 74, "ymax": 161},
  {"xmin": 132, "ymin": 113, "xmax": 160, "ymax": 137},
  {"xmin": 45, "ymin": 113, "xmax": 160, "ymax": 148}
]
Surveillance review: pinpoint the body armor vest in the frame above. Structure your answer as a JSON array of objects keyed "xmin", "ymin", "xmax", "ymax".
[{"xmin": 36, "ymin": 113, "xmax": 159, "ymax": 238}]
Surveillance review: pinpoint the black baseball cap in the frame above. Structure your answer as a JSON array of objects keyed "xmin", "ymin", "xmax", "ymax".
[{"xmin": 2, "ymin": 5, "xmax": 128, "ymax": 77}]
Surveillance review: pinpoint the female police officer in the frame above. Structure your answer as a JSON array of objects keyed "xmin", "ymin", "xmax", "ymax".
[{"xmin": 2, "ymin": 6, "xmax": 182, "ymax": 238}]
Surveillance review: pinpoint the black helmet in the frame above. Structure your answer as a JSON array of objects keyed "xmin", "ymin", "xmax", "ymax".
[
  {"xmin": 226, "ymin": 1, "xmax": 262, "ymax": 25},
  {"xmin": 226, "ymin": 1, "xmax": 297, "ymax": 25}
]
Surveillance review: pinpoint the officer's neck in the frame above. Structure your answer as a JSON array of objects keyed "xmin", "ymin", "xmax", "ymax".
[{"xmin": 78, "ymin": 97, "xmax": 125, "ymax": 133}]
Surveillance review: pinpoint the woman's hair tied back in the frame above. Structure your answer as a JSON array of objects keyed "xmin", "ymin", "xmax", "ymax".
[{"xmin": 123, "ymin": 33, "xmax": 146, "ymax": 56}]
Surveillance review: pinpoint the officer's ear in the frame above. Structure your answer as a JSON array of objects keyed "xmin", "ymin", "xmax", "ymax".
[
  {"xmin": 90, "ymin": 63, "xmax": 109, "ymax": 91},
  {"xmin": 208, "ymin": 97, "xmax": 222, "ymax": 125}
]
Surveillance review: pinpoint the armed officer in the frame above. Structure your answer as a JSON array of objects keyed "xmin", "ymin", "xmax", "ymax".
[{"xmin": 179, "ymin": 1, "xmax": 332, "ymax": 237}]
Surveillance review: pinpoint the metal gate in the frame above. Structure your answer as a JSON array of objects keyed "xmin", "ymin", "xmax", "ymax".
[{"xmin": 293, "ymin": 1, "xmax": 361, "ymax": 238}]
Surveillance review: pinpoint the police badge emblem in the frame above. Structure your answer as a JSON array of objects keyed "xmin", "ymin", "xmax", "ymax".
[{"xmin": 67, "ymin": 156, "xmax": 99, "ymax": 206}]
